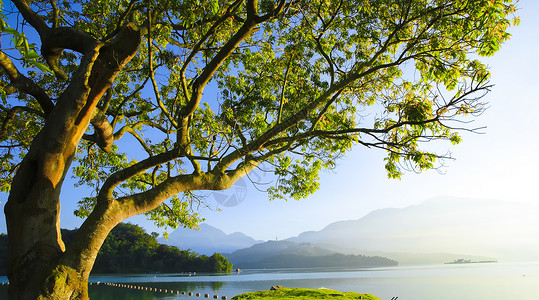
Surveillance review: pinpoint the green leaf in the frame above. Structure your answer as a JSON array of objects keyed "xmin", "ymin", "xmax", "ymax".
[
  {"xmin": 31, "ymin": 61, "xmax": 53, "ymax": 74},
  {"xmin": 25, "ymin": 50, "xmax": 40, "ymax": 60},
  {"xmin": 1, "ymin": 27, "xmax": 18, "ymax": 35}
]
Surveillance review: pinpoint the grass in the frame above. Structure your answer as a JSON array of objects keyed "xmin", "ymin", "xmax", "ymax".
[{"xmin": 231, "ymin": 287, "xmax": 381, "ymax": 300}]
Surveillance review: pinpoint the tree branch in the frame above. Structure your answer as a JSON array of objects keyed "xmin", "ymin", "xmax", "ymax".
[
  {"xmin": 176, "ymin": 0, "xmax": 262, "ymax": 171},
  {"xmin": 98, "ymin": 149, "xmax": 180, "ymax": 200},
  {"xmin": 10, "ymin": 0, "xmax": 49, "ymax": 35},
  {"xmin": 49, "ymin": 0, "xmax": 59, "ymax": 28},
  {"xmin": 102, "ymin": 0, "xmax": 140, "ymax": 42},
  {"xmin": 88, "ymin": 108, "xmax": 114, "ymax": 152},
  {"xmin": 11, "ymin": 0, "xmax": 103, "ymax": 80},
  {"xmin": 117, "ymin": 157, "xmax": 259, "ymax": 216},
  {"xmin": 41, "ymin": 27, "xmax": 101, "ymax": 81},
  {"xmin": 112, "ymin": 123, "xmax": 153, "ymax": 156},
  {"xmin": 177, "ymin": 0, "xmax": 244, "ymax": 114},
  {"xmin": 278, "ymin": 57, "xmax": 293, "ymax": 124},
  {"xmin": 0, "ymin": 51, "xmax": 55, "ymax": 116},
  {"xmin": 147, "ymin": 3, "xmax": 178, "ymax": 128}
]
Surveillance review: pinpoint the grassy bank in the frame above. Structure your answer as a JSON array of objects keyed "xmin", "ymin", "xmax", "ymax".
[{"xmin": 231, "ymin": 287, "xmax": 381, "ymax": 300}]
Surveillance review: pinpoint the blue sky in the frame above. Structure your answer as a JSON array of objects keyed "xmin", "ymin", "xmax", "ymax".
[{"xmin": 1, "ymin": 0, "xmax": 538, "ymax": 242}]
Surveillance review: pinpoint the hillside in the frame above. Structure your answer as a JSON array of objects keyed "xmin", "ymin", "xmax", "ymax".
[
  {"xmin": 224, "ymin": 240, "xmax": 397, "ymax": 269},
  {"xmin": 224, "ymin": 240, "xmax": 334, "ymax": 263}
]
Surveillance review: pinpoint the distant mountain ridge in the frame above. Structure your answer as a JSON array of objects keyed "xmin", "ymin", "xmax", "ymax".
[
  {"xmin": 158, "ymin": 223, "xmax": 263, "ymax": 255},
  {"xmin": 223, "ymin": 240, "xmax": 397, "ymax": 269},
  {"xmin": 158, "ymin": 197, "xmax": 539, "ymax": 264},
  {"xmin": 224, "ymin": 240, "xmax": 335, "ymax": 263},
  {"xmin": 288, "ymin": 196, "xmax": 539, "ymax": 261}
]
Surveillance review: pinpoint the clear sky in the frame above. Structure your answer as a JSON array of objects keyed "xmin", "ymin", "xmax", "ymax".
[{"xmin": 1, "ymin": 0, "xmax": 538, "ymax": 243}]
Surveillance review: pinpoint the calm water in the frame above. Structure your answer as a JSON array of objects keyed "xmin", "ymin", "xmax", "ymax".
[{"xmin": 1, "ymin": 262, "xmax": 538, "ymax": 299}]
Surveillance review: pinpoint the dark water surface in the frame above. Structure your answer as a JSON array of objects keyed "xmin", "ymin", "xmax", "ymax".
[{"xmin": 1, "ymin": 261, "xmax": 538, "ymax": 299}]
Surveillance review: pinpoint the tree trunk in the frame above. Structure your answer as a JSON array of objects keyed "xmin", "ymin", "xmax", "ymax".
[
  {"xmin": 5, "ymin": 170, "xmax": 122, "ymax": 300},
  {"xmin": 3, "ymin": 71, "xmax": 107, "ymax": 298},
  {"xmin": 3, "ymin": 24, "xmax": 143, "ymax": 299},
  {"xmin": 4, "ymin": 115, "xmax": 92, "ymax": 299}
]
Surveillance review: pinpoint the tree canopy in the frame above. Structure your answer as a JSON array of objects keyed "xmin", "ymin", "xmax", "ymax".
[
  {"xmin": 0, "ymin": 0, "xmax": 518, "ymax": 297},
  {"xmin": 0, "ymin": 0, "xmax": 518, "ymax": 230}
]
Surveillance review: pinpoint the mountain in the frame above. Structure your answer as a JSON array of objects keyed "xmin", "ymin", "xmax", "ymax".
[
  {"xmin": 157, "ymin": 197, "xmax": 538, "ymax": 263},
  {"xmin": 158, "ymin": 223, "xmax": 263, "ymax": 255},
  {"xmin": 288, "ymin": 196, "xmax": 539, "ymax": 262},
  {"xmin": 223, "ymin": 240, "xmax": 397, "ymax": 269},
  {"xmin": 224, "ymin": 240, "xmax": 335, "ymax": 263}
]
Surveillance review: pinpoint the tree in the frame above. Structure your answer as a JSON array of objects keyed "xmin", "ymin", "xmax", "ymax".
[
  {"xmin": 61, "ymin": 222, "xmax": 233, "ymax": 274},
  {"xmin": 0, "ymin": 0, "xmax": 517, "ymax": 298},
  {"xmin": 206, "ymin": 253, "xmax": 233, "ymax": 272}
]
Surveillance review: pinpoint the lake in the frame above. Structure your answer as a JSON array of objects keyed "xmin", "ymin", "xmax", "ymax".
[{"xmin": 1, "ymin": 261, "xmax": 538, "ymax": 299}]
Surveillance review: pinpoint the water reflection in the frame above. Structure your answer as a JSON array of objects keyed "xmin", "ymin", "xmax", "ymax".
[
  {"xmin": 1, "ymin": 262, "xmax": 538, "ymax": 300},
  {"xmin": 89, "ymin": 281, "xmax": 228, "ymax": 300}
]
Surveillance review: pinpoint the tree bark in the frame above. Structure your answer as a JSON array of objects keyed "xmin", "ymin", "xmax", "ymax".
[
  {"xmin": 4, "ymin": 92, "xmax": 93, "ymax": 299},
  {"xmin": 3, "ymin": 24, "xmax": 143, "ymax": 300}
]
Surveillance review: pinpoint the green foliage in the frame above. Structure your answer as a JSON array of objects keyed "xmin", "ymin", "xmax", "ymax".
[
  {"xmin": 232, "ymin": 287, "xmax": 381, "ymax": 300},
  {"xmin": 0, "ymin": 0, "xmax": 518, "ymax": 229},
  {"xmin": 60, "ymin": 223, "xmax": 232, "ymax": 274},
  {"xmin": 0, "ymin": 3, "xmax": 52, "ymax": 74}
]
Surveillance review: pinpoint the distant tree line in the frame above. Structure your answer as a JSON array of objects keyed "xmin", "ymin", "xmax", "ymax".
[{"xmin": 0, "ymin": 223, "xmax": 232, "ymax": 275}]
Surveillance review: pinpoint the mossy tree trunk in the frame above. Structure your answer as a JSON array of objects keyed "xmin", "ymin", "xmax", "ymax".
[{"xmin": 3, "ymin": 5, "xmax": 144, "ymax": 296}]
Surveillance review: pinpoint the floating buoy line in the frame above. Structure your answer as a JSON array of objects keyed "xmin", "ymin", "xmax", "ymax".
[{"xmin": 89, "ymin": 282, "xmax": 228, "ymax": 299}]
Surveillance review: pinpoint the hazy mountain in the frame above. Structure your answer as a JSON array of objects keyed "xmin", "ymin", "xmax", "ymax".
[
  {"xmin": 224, "ymin": 240, "xmax": 336, "ymax": 263},
  {"xmin": 223, "ymin": 240, "xmax": 397, "ymax": 269},
  {"xmin": 158, "ymin": 197, "xmax": 538, "ymax": 263},
  {"xmin": 158, "ymin": 223, "xmax": 262, "ymax": 255},
  {"xmin": 289, "ymin": 196, "xmax": 539, "ymax": 262}
]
